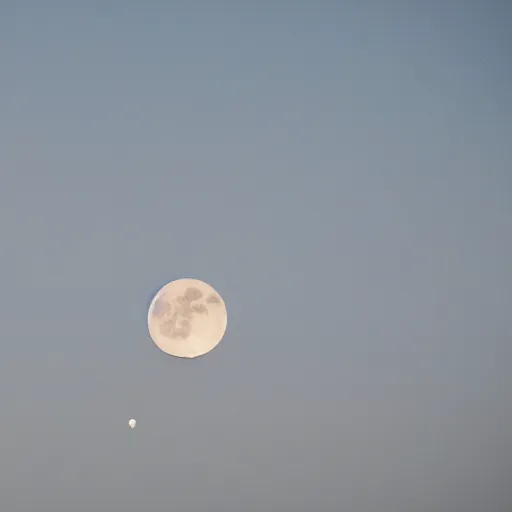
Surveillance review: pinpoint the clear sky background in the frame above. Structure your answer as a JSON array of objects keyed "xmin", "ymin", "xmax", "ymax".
[{"xmin": 1, "ymin": 2, "xmax": 511, "ymax": 511}]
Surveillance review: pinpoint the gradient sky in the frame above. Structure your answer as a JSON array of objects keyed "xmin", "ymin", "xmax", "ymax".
[{"xmin": 1, "ymin": 2, "xmax": 511, "ymax": 511}]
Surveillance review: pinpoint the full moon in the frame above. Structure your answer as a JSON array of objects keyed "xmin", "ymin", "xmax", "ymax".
[{"xmin": 147, "ymin": 278, "xmax": 227, "ymax": 359}]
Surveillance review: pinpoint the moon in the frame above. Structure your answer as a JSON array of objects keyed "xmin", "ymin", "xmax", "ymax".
[{"xmin": 147, "ymin": 278, "xmax": 227, "ymax": 359}]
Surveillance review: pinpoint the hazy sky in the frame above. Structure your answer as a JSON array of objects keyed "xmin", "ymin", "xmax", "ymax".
[{"xmin": 1, "ymin": 2, "xmax": 511, "ymax": 511}]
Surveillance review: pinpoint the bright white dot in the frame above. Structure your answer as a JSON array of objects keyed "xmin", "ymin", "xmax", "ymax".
[{"xmin": 128, "ymin": 419, "xmax": 136, "ymax": 429}]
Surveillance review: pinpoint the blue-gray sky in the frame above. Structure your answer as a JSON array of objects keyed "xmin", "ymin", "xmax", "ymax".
[{"xmin": 1, "ymin": 2, "xmax": 511, "ymax": 511}]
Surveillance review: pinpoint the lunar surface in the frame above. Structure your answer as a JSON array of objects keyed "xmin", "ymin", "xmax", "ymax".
[{"xmin": 147, "ymin": 278, "xmax": 227, "ymax": 359}]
